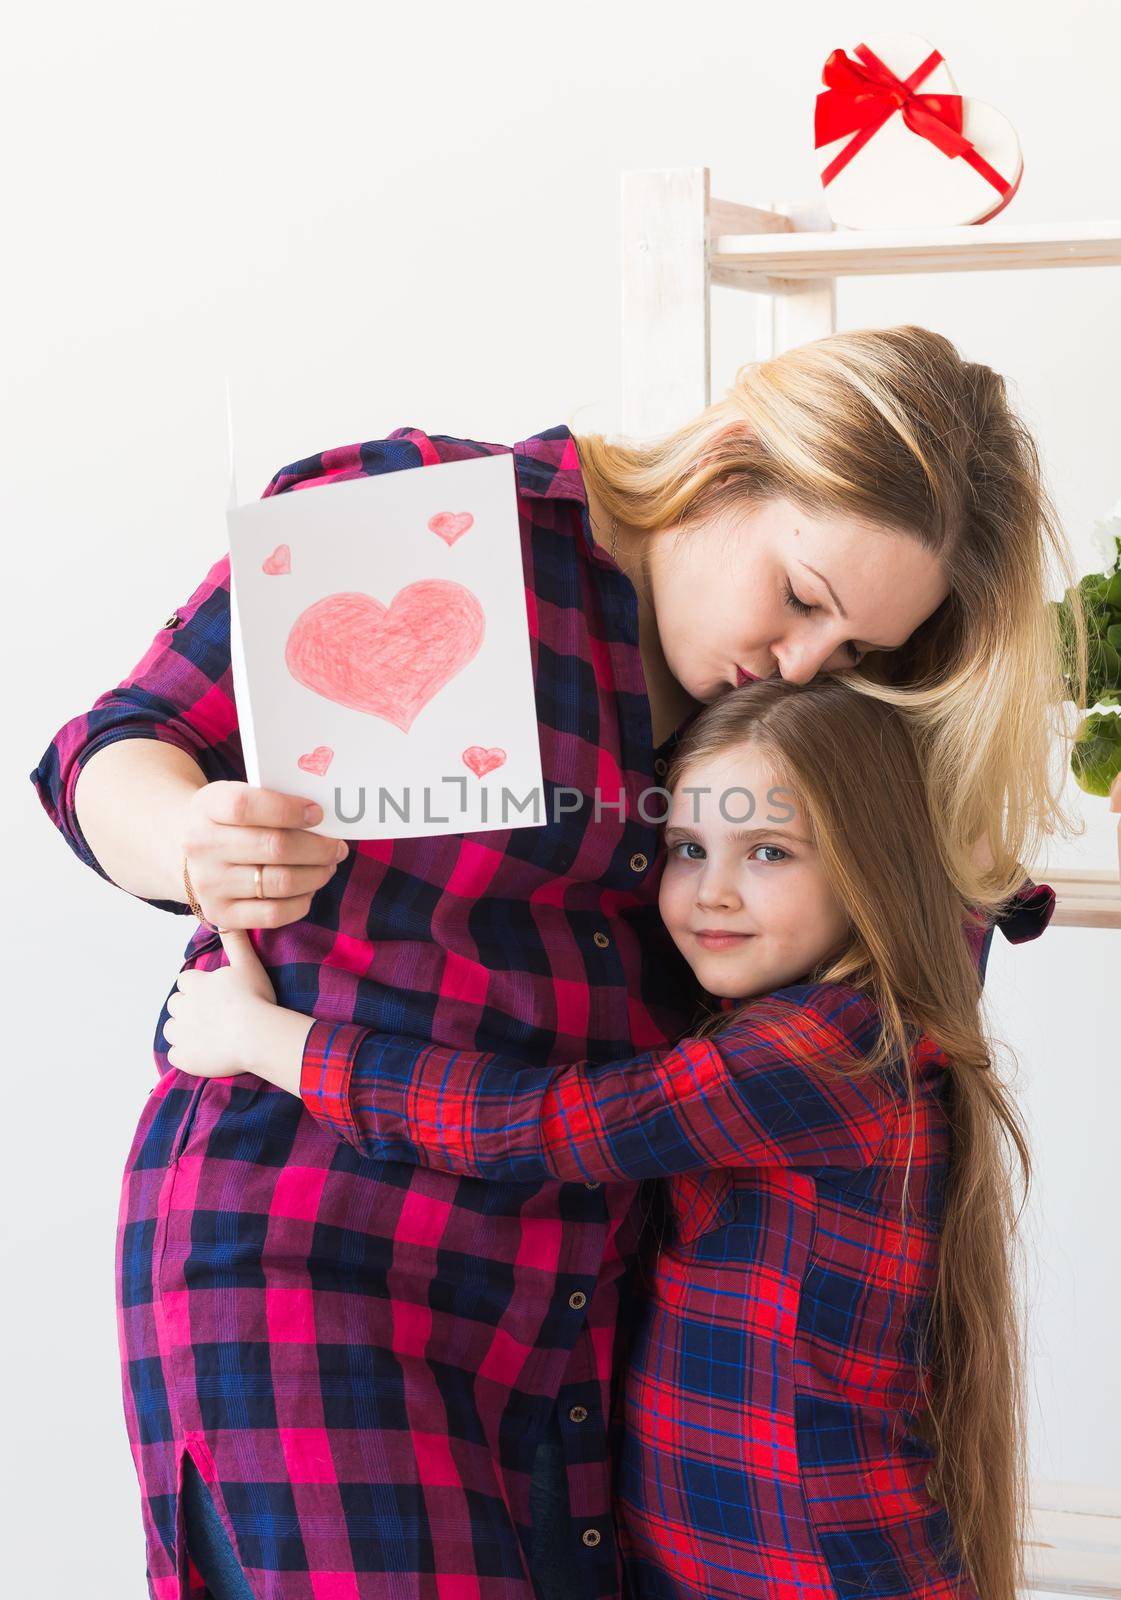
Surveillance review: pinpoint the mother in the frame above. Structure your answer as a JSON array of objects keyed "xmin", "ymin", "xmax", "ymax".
[{"xmin": 31, "ymin": 325, "xmax": 1080, "ymax": 1600}]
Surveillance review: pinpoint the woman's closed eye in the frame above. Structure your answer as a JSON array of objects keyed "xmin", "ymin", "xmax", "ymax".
[
  {"xmin": 782, "ymin": 578, "xmax": 814, "ymax": 618},
  {"xmin": 783, "ymin": 578, "xmax": 863, "ymax": 664}
]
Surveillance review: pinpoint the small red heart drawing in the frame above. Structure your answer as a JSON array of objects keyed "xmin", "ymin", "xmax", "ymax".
[
  {"xmin": 297, "ymin": 745, "xmax": 334, "ymax": 776},
  {"xmin": 428, "ymin": 511, "xmax": 474, "ymax": 547},
  {"xmin": 262, "ymin": 544, "xmax": 292, "ymax": 575},
  {"xmin": 462, "ymin": 745, "xmax": 506, "ymax": 779}
]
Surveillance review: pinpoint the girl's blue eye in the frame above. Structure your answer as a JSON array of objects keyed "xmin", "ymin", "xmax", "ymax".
[
  {"xmin": 670, "ymin": 840, "xmax": 705, "ymax": 860},
  {"xmin": 752, "ymin": 845, "xmax": 788, "ymax": 864},
  {"xmin": 784, "ymin": 578, "xmax": 863, "ymax": 665}
]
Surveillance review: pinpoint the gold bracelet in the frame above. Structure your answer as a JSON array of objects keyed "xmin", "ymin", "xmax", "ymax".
[{"xmin": 182, "ymin": 856, "xmax": 219, "ymax": 931}]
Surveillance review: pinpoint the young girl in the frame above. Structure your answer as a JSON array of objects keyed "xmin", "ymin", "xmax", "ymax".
[{"xmin": 166, "ymin": 673, "xmax": 1053, "ymax": 1600}]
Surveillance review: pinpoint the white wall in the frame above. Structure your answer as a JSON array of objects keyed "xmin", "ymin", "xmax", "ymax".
[{"xmin": 4, "ymin": 1, "xmax": 1118, "ymax": 1592}]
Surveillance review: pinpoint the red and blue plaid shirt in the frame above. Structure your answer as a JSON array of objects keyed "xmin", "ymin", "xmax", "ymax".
[
  {"xmin": 30, "ymin": 421, "xmax": 1054, "ymax": 1600},
  {"xmin": 297, "ymin": 980, "xmax": 1009, "ymax": 1600}
]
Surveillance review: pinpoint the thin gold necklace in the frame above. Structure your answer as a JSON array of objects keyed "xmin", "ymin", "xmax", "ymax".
[{"xmin": 591, "ymin": 505, "xmax": 621, "ymax": 565}]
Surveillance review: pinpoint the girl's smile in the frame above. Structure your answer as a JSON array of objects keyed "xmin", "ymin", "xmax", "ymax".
[{"xmin": 693, "ymin": 930, "xmax": 755, "ymax": 949}]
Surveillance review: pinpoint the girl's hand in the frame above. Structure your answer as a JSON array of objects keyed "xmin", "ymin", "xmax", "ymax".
[{"xmin": 165, "ymin": 929, "xmax": 277, "ymax": 1079}]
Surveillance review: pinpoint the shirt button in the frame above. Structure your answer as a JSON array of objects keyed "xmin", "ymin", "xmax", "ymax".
[
  {"xmin": 569, "ymin": 1405, "xmax": 589, "ymax": 1424},
  {"xmin": 592, "ymin": 931, "xmax": 610, "ymax": 949},
  {"xmin": 568, "ymin": 1290, "xmax": 588, "ymax": 1311},
  {"xmin": 582, "ymin": 1528, "xmax": 602, "ymax": 1548},
  {"xmin": 163, "ymin": 611, "xmax": 181, "ymax": 629},
  {"xmin": 653, "ymin": 758, "xmax": 668, "ymax": 776},
  {"xmin": 629, "ymin": 852, "xmax": 648, "ymax": 872}
]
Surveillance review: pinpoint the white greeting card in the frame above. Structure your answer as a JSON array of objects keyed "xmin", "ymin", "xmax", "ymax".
[{"xmin": 226, "ymin": 451, "xmax": 544, "ymax": 839}]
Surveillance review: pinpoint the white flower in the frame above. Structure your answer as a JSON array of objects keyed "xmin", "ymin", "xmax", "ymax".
[{"xmin": 1091, "ymin": 502, "xmax": 1121, "ymax": 575}]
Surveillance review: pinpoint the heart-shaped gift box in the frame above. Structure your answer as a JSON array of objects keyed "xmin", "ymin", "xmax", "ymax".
[{"xmin": 814, "ymin": 33, "xmax": 1023, "ymax": 228}]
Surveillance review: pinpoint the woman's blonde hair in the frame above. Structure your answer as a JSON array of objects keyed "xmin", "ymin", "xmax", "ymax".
[
  {"xmin": 572, "ymin": 323, "xmax": 1088, "ymax": 918},
  {"xmin": 665, "ymin": 674, "xmax": 1032, "ymax": 1600}
]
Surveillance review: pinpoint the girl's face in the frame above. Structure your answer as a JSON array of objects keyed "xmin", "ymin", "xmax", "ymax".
[
  {"xmin": 643, "ymin": 496, "xmax": 950, "ymax": 703},
  {"xmin": 657, "ymin": 744, "xmax": 850, "ymax": 1002}
]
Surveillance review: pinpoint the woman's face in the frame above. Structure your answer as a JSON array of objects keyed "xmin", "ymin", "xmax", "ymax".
[
  {"xmin": 657, "ymin": 744, "xmax": 850, "ymax": 1002},
  {"xmin": 645, "ymin": 496, "xmax": 951, "ymax": 702}
]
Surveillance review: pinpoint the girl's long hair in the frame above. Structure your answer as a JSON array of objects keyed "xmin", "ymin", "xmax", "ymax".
[
  {"xmin": 665, "ymin": 675, "xmax": 1032, "ymax": 1600},
  {"xmin": 572, "ymin": 323, "xmax": 1088, "ymax": 922}
]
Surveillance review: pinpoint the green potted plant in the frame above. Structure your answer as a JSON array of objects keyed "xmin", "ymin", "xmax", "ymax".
[{"xmin": 1053, "ymin": 498, "xmax": 1121, "ymax": 802}]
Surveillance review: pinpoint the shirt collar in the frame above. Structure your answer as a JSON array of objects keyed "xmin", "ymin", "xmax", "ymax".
[
  {"xmin": 381, "ymin": 422, "xmax": 587, "ymax": 507},
  {"xmin": 384, "ymin": 420, "xmax": 589, "ymax": 510},
  {"xmin": 511, "ymin": 424, "xmax": 589, "ymax": 505},
  {"xmin": 717, "ymin": 969, "xmax": 818, "ymax": 1011}
]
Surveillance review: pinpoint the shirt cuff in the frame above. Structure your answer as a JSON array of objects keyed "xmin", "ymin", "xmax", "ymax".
[
  {"xmin": 299, "ymin": 1018, "xmax": 368, "ymax": 1145},
  {"xmin": 996, "ymin": 880, "xmax": 1056, "ymax": 944}
]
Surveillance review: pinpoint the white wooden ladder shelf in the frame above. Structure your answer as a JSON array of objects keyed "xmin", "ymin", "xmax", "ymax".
[{"xmin": 619, "ymin": 167, "xmax": 1121, "ymax": 1597}]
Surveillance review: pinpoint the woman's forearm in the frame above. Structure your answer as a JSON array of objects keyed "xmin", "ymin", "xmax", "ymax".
[{"xmin": 73, "ymin": 738, "xmax": 206, "ymax": 904}]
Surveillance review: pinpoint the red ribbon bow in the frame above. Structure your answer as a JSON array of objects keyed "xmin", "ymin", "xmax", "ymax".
[{"xmin": 814, "ymin": 43, "xmax": 1013, "ymax": 206}]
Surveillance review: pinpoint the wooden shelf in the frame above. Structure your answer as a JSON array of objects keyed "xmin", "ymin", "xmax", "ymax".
[
  {"xmin": 619, "ymin": 170, "xmax": 1121, "ymax": 433},
  {"xmin": 709, "ymin": 217, "xmax": 1121, "ymax": 286},
  {"xmin": 1025, "ymin": 1479, "xmax": 1121, "ymax": 1597},
  {"xmin": 1033, "ymin": 868, "xmax": 1121, "ymax": 931}
]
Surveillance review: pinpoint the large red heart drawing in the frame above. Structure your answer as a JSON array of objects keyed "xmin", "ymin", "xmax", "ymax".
[{"xmin": 285, "ymin": 580, "xmax": 485, "ymax": 733}]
